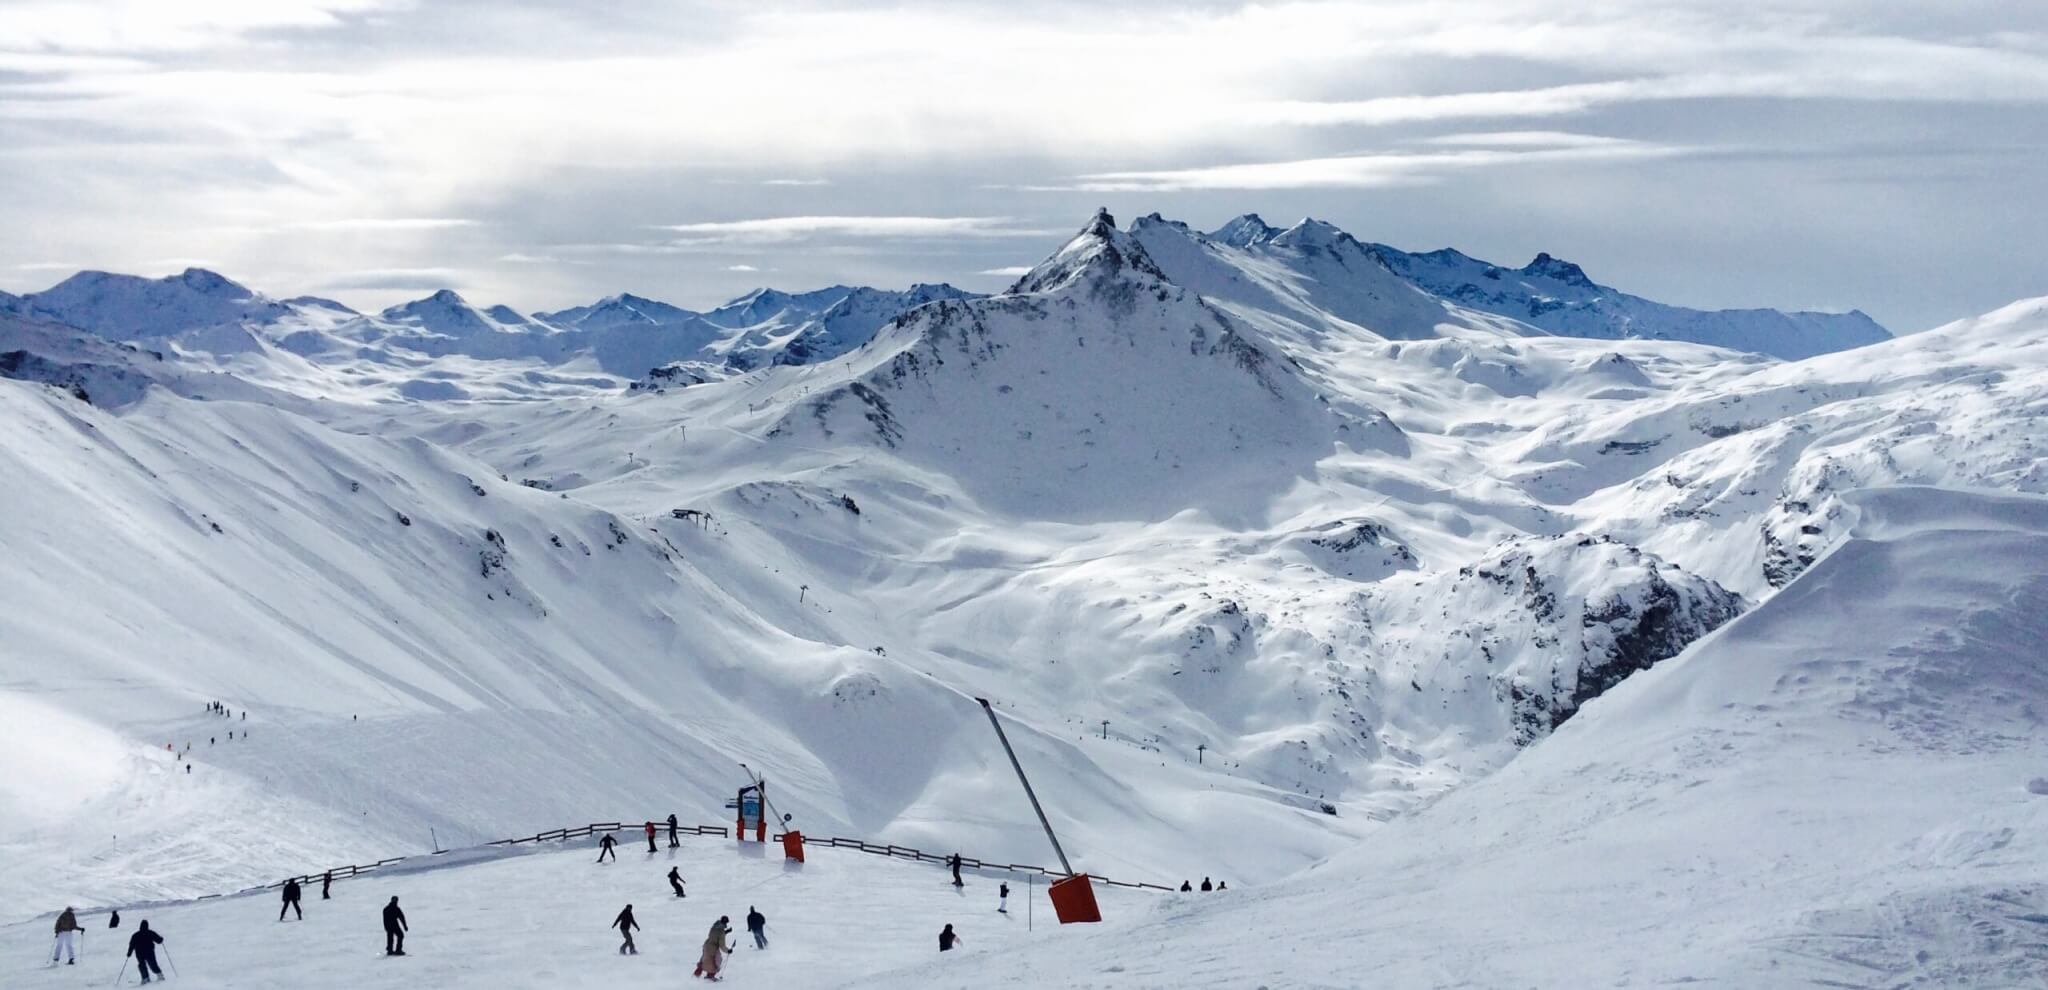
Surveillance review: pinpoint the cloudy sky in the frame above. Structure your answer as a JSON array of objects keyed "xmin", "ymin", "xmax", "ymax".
[{"xmin": 2, "ymin": 1, "xmax": 2044, "ymax": 331}]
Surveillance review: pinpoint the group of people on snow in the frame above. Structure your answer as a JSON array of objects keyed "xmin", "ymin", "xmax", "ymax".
[{"xmin": 1178, "ymin": 877, "xmax": 1226, "ymax": 891}]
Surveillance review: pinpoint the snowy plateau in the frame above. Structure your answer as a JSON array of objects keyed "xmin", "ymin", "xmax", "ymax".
[{"xmin": 2, "ymin": 210, "xmax": 2046, "ymax": 988}]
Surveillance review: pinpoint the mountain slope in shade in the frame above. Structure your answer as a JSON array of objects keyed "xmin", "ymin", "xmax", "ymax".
[
  {"xmin": 1370, "ymin": 240, "xmax": 1891, "ymax": 358},
  {"xmin": 24, "ymin": 268, "xmax": 292, "ymax": 339}
]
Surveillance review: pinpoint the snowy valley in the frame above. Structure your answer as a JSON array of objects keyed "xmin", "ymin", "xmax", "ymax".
[{"xmin": 4, "ymin": 209, "xmax": 2045, "ymax": 988}]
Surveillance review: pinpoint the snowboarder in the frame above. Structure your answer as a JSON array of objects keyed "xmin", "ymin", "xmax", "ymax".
[
  {"xmin": 280, "ymin": 878, "xmax": 303, "ymax": 920},
  {"xmin": 667, "ymin": 813, "xmax": 680, "ymax": 848},
  {"xmin": 645, "ymin": 820, "xmax": 658, "ymax": 853},
  {"xmin": 998, "ymin": 882, "xmax": 1009, "ymax": 914},
  {"xmin": 694, "ymin": 916, "xmax": 731, "ymax": 980},
  {"xmin": 948, "ymin": 853, "xmax": 963, "ymax": 887},
  {"xmin": 1200, "ymin": 877, "xmax": 1213, "ymax": 891},
  {"xmin": 1179, "ymin": 880, "xmax": 1192, "ymax": 892},
  {"xmin": 382, "ymin": 896, "xmax": 407, "ymax": 955},
  {"xmin": 668, "ymin": 867, "xmax": 686, "ymax": 898},
  {"xmin": 597, "ymin": 833, "xmax": 618, "ymax": 863},
  {"xmin": 322, "ymin": 871, "xmax": 333, "ymax": 900},
  {"xmin": 126, "ymin": 921, "xmax": 164, "ymax": 983},
  {"xmin": 51, "ymin": 906, "xmax": 81, "ymax": 965},
  {"xmin": 939, "ymin": 923, "xmax": 961, "ymax": 952},
  {"xmin": 612, "ymin": 904, "xmax": 639, "ymax": 955},
  {"xmin": 746, "ymin": 906, "xmax": 767, "ymax": 949}
]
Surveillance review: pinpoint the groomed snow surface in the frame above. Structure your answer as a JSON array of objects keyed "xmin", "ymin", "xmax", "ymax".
[{"xmin": 6, "ymin": 835, "xmax": 1147, "ymax": 989}]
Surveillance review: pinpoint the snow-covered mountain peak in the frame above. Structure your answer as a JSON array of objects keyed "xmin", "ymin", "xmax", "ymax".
[
  {"xmin": 1521, "ymin": 251, "xmax": 1597, "ymax": 289},
  {"xmin": 1270, "ymin": 217, "xmax": 1355, "ymax": 252},
  {"xmin": 1208, "ymin": 212, "xmax": 1281, "ymax": 248},
  {"xmin": 1010, "ymin": 208, "xmax": 1172, "ymax": 296},
  {"xmin": 23, "ymin": 267, "xmax": 290, "ymax": 339}
]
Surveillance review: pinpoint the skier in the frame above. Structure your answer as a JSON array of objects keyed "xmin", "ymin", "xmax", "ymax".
[
  {"xmin": 280, "ymin": 877, "xmax": 303, "ymax": 920},
  {"xmin": 612, "ymin": 904, "xmax": 639, "ymax": 955},
  {"xmin": 126, "ymin": 921, "xmax": 164, "ymax": 984},
  {"xmin": 109, "ymin": 909, "xmax": 121, "ymax": 929},
  {"xmin": 382, "ymin": 896, "xmax": 408, "ymax": 956},
  {"xmin": 51, "ymin": 906, "xmax": 81, "ymax": 965},
  {"xmin": 645, "ymin": 820, "xmax": 658, "ymax": 853},
  {"xmin": 998, "ymin": 882, "xmax": 1009, "ymax": 914},
  {"xmin": 597, "ymin": 833, "xmax": 618, "ymax": 863},
  {"xmin": 746, "ymin": 906, "xmax": 767, "ymax": 949},
  {"xmin": 322, "ymin": 871, "xmax": 333, "ymax": 900},
  {"xmin": 1200, "ymin": 877, "xmax": 1213, "ymax": 892},
  {"xmin": 667, "ymin": 867, "xmax": 687, "ymax": 898},
  {"xmin": 939, "ymin": 923, "xmax": 961, "ymax": 952},
  {"xmin": 667, "ymin": 813, "xmax": 680, "ymax": 848},
  {"xmin": 694, "ymin": 916, "xmax": 731, "ymax": 980},
  {"xmin": 948, "ymin": 853, "xmax": 963, "ymax": 887},
  {"xmin": 1179, "ymin": 880, "xmax": 1192, "ymax": 892}
]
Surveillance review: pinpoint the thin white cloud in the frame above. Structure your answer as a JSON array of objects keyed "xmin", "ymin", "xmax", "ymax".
[
  {"xmin": 978, "ymin": 266, "xmax": 1032, "ymax": 276},
  {"xmin": 1068, "ymin": 142, "xmax": 1690, "ymax": 192},
  {"xmin": 761, "ymin": 179, "xmax": 831, "ymax": 187},
  {"xmin": 498, "ymin": 252, "xmax": 557, "ymax": 264},
  {"xmin": 725, "ymin": 264, "xmax": 761, "ymax": 272},
  {"xmin": 1417, "ymin": 130, "xmax": 1639, "ymax": 149},
  {"xmin": 0, "ymin": 0, "xmax": 402, "ymax": 53},
  {"xmin": 291, "ymin": 218, "xmax": 479, "ymax": 232},
  {"xmin": 655, "ymin": 216, "xmax": 1050, "ymax": 241},
  {"xmin": 14, "ymin": 261, "xmax": 84, "ymax": 271}
]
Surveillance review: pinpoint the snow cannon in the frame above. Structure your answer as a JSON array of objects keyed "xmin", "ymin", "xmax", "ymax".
[
  {"xmin": 1048, "ymin": 873, "xmax": 1102, "ymax": 924},
  {"xmin": 974, "ymin": 697, "xmax": 1103, "ymax": 924}
]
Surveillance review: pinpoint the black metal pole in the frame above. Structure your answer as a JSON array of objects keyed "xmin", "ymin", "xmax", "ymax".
[{"xmin": 975, "ymin": 697, "xmax": 1074, "ymax": 876}]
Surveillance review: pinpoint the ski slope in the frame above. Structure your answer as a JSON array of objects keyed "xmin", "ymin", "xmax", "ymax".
[{"xmin": 1, "ymin": 832, "xmax": 1152, "ymax": 988}]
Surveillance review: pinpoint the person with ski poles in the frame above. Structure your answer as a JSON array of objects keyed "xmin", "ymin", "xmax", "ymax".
[
  {"xmin": 668, "ymin": 867, "xmax": 687, "ymax": 898},
  {"xmin": 745, "ymin": 906, "xmax": 767, "ymax": 949},
  {"xmin": 694, "ymin": 916, "xmax": 732, "ymax": 980},
  {"xmin": 51, "ymin": 906, "xmax": 82, "ymax": 965},
  {"xmin": 597, "ymin": 832, "xmax": 617, "ymax": 863},
  {"xmin": 280, "ymin": 877, "xmax": 303, "ymax": 920},
  {"xmin": 998, "ymin": 882, "xmax": 1009, "ymax": 914},
  {"xmin": 612, "ymin": 904, "xmax": 639, "ymax": 955},
  {"xmin": 383, "ymin": 896, "xmax": 408, "ymax": 955},
  {"xmin": 666, "ymin": 813, "xmax": 680, "ymax": 849},
  {"xmin": 645, "ymin": 820, "xmax": 658, "ymax": 853},
  {"xmin": 126, "ymin": 920, "xmax": 165, "ymax": 983}
]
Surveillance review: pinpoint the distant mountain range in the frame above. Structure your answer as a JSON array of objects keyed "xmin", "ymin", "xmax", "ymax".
[{"xmin": 5, "ymin": 212, "xmax": 1888, "ymax": 382}]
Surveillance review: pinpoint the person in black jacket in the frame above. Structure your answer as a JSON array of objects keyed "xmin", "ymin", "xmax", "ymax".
[
  {"xmin": 667, "ymin": 867, "xmax": 686, "ymax": 898},
  {"xmin": 939, "ymin": 923, "xmax": 960, "ymax": 952},
  {"xmin": 666, "ymin": 813, "xmax": 680, "ymax": 849},
  {"xmin": 948, "ymin": 853, "xmax": 963, "ymax": 887},
  {"xmin": 612, "ymin": 904, "xmax": 639, "ymax": 955},
  {"xmin": 280, "ymin": 878, "xmax": 303, "ymax": 920},
  {"xmin": 382, "ymin": 896, "xmax": 408, "ymax": 956},
  {"xmin": 597, "ymin": 833, "xmax": 617, "ymax": 863},
  {"xmin": 322, "ymin": 871, "xmax": 333, "ymax": 900},
  {"xmin": 1179, "ymin": 880, "xmax": 1192, "ymax": 892},
  {"xmin": 746, "ymin": 906, "xmax": 767, "ymax": 949},
  {"xmin": 1199, "ymin": 877, "xmax": 1213, "ymax": 892},
  {"xmin": 127, "ymin": 921, "xmax": 165, "ymax": 983}
]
